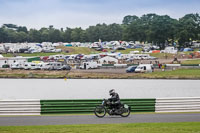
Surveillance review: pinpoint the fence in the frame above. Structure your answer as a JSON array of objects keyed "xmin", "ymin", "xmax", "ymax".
[
  {"xmin": 40, "ymin": 99, "xmax": 155, "ymax": 114},
  {"xmin": 1, "ymin": 97, "xmax": 200, "ymax": 115},
  {"xmin": 0, "ymin": 99, "xmax": 40, "ymax": 115},
  {"xmin": 156, "ymin": 97, "xmax": 200, "ymax": 113}
]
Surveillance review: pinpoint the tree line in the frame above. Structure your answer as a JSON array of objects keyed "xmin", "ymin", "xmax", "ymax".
[{"xmin": 0, "ymin": 13, "xmax": 199, "ymax": 48}]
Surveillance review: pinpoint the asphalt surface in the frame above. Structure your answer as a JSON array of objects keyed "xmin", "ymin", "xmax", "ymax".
[{"xmin": 0, "ymin": 113, "xmax": 200, "ymax": 126}]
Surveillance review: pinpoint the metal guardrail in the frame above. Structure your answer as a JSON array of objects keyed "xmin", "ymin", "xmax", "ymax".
[
  {"xmin": 40, "ymin": 99, "xmax": 156, "ymax": 114},
  {"xmin": 155, "ymin": 97, "xmax": 200, "ymax": 113},
  {"xmin": 0, "ymin": 99, "xmax": 41, "ymax": 115},
  {"xmin": 1, "ymin": 97, "xmax": 200, "ymax": 115},
  {"xmin": 181, "ymin": 64, "xmax": 199, "ymax": 66}
]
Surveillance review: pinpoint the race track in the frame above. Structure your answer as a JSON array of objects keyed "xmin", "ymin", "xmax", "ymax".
[{"xmin": 0, "ymin": 113, "xmax": 200, "ymax": 126}]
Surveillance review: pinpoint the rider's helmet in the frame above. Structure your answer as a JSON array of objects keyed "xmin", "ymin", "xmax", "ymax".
[{"xmin": 109, "ymin": 89, "xmax": 115, "ymax": 96}]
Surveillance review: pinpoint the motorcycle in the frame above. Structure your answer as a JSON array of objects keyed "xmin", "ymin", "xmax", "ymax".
[{"xmin": 94, "ymin": 99, "xmax": 131, "ymax": 118}]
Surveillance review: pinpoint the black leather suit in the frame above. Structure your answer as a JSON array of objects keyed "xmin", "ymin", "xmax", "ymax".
[{"xmin": 108, "ymin": 93, "xmax": 121, "ymax": 109}]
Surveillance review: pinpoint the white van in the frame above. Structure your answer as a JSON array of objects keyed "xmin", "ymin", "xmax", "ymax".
[
  {"xmin": 80, "ymin": 62, "xmax": 98, "ymax": 69},
  {"xmin": 135, "ymin": 64, "xmax": 153, "ymax": 73}
]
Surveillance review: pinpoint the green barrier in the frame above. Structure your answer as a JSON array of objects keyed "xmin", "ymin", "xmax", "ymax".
[
  {"xmin": 181, "ymin": 64, "xmax": 199, "ymax": 66},
  {"xmin": 40, "ymin": 99, "xmax": 155, "ymax": 114},
  {"xmin": 102, "ymin": 64, "xmax": 114, "ymax": 66},
  {"xmin": 127, "ymin": 64, "xmax": 138, "ymax": 66},
  {"xmin": 27, "ymin": 57, "xmax": 41, "ymax": 62}
]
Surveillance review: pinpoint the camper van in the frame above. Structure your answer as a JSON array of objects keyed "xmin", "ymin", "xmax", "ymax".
[
  {"xmin": 135, "ymin": 64, "xmax": 154, "ymax": 73},
  {"xmin": 23, "ymin": 62, "xmax": 41, "ymax": 70},
  {"xmin": 11, "ymin": 63, "xmax": 24, "ymax": 69},
  {"xmin": 80, "ymin": 62, "xmax": 98, "ymax": 69},
  {"xmin": 48, "ymin": 62, "xmax": 71, "ymax": 70},
  {"xmin": 24, "ymin": 63, "xmax": 34, "ymax": 70},
  {"xmin": 37, "ymin": 63, "xmax": 49, "ymax": 70}
]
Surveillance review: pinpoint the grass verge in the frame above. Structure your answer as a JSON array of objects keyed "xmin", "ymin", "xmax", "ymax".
[
  {"xmin": 0, "ymin": 122, "xmax": 200, "ymax": 133},
  {"xmin": 2, "ymin": 48, "xmax": 143, "ymax": 57},
  {"xmin": 0, "ymin": 69, "xmax": 200, "ymax": 79},
  {"xmin": 181, "ymin": 59, "xmax": 200, "ymax": 64},
  {"xmin": 141, "ymin": 69, "xmax": 200, "ymax": 79},
  {"xmin": 2, "ymin": 47, "xmax": 100, "ymax": 57}
]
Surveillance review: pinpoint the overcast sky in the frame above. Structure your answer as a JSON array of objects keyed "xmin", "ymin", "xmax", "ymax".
[{"xmin": 0, "ymin": 0, "xmax": 199, "ymax": 29}]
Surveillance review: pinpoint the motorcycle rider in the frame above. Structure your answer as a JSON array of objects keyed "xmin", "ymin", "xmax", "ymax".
[{"xmin": 108, "ymin": 89, "xmax": 121, "ymax": 112}]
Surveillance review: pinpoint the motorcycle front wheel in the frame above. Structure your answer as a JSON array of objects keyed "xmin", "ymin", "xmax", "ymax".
[
  {"xmin": 120, "ymin": 107, "xmax": 131, "ymax": 117},
  {"xmin": 94, "ymin": 106, "xmax": 106, "ymax": 118}
]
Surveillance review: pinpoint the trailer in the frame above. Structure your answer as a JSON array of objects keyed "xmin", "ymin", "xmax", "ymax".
[
  {"xmin": 10, "ymin": 62, "xmax": 24, "ymax": 69},
  {"xmin": 80, "ymin": 62, "xmax": 98, "ymax": 69},
  {"xmin": 135, "ymin": 64, "xmax": 154, "ymax": 73}
]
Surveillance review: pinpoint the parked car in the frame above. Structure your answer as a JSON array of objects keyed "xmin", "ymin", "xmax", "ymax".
[
  {"xmin": 115, "ymin": 46, "xmax": 126, "ymax": 50},
  {"xmin": 102, "ymin": 49, "xmax": 108, "ymax": 52},
  {"xmin": 126, "ymin": 66, "xmax": 137, "ymax": 73},
  {"xmin": 2, "ymin": 64, "xmax": 10, "ymax": 68},
  {"xmin": 61, "ymin": 65, "xmax": 71, "ymax": 70},
  {"xmin": 95, "ymin": 48, "xmax": 103, "ymax": 51}
]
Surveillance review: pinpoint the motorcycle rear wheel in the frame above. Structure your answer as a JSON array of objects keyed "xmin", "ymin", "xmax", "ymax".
[
  {"xmin": 94, "ymin": 106, "xmax": 106, "ymax": 118},
  {"xmin": 120, "ymin": 108, "xmax": 130, "ymax": 117}
]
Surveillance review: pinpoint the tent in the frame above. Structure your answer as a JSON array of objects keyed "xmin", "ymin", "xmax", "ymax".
[
  {"xmin": 152, "ymin": 50, "xmax": 160, "ymax": 53},
  {"xmin": 99, "ymin": 56, "xmax": 118, "ymax": 64},
  {"xmin": 65, "ymin": 44, "xmax": 73, "ymax": 47}
]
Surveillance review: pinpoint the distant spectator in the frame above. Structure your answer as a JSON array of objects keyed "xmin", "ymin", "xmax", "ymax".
[
  {"xmin": 152, "ymin": 65, "xmax": 154, "ymax": 72},
  {"xmin": 158, "ymin": 64, "xmax": 161, "ymax": 69},
  {"xmin": 161, "ymin": 64, "xmax": 165, "ymax": 71}
]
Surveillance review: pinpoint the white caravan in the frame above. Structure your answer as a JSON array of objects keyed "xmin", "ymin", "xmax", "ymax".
[
  {"xmin": 80, "ymin": 62, "xmax": 98, "ymax": 69},
  {"xmin": 10, "ymin": 63, "xmax": 24, "ymax": 69},
  {"xmin": 23, "ymin": 62, "xmax": 41, "ymax": 70},
  {"xmin": 135, "ymin": 64, "xmax": 153, "ymax": 73},
  {"xmin": 161, "ymin": 47, "xmax": 178, "ymax": 54}
]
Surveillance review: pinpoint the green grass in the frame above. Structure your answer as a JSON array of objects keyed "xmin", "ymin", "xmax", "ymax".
[
  {"xmin": 59, "ymin": 46, "xmax": 100, "ymax": 55},
  {"xmin": 2, "ymin": 52, "xmax": 61, "ymax": 57},
  {"xmin": 142, "ymin": 69, "xmax": 200, "ymax": 79},
  {"xmin": 2, "ymin": 48, "xmax": 142, "ymax": 57},
  {"xmin": 0, "ymin": 122, "xmax": 200, "ymax": 133},
  {"xmin": 149, "ymin": 53, "xmax": 174, "ymax": 59},
  {"xmin": 2, "ymin": 47, "xmax": 100, "ymax": 57},
  {"xmin": 0, "ymin": 69, "xmax": 200, "ymax": 79},
  {"xmin": 1, "ymin": 53, "xmax": 14, "ymax": 57},
  {"xmin": 181, "ymin": 59, "xmax": 200, "ymax": 64}
]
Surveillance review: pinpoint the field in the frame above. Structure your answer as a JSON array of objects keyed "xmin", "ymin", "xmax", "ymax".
[
  {"xmin": 141, "ymin": 69, "xmax": 200, "ymax": 79},
  {"xmin": 2, "ymin": 47, "xmax": 100, "ymax": 57},
  {"xmin": 0, "ymin": 122, "xmax": 200, "ymax": 133},
  {"xmin": 181, "ymin": 59, "xmax": 200, "ymax": 64},
  {"xmin": 1, "ymin": 46, "xmax": 199, "ymax": 58},
  {"xmin": 2, "ymin": 47, "xmax": 142, "ymax": 57},
  {"xmin": 0, "ymin": 68, "xmax": 200, "ymax": 79}
]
